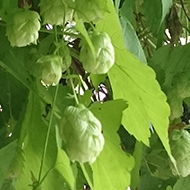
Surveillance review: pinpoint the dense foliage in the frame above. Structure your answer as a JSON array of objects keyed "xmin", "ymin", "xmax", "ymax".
[{"xmin": 1, "ymin": 0, "xmax": 190, "ymax": 189}]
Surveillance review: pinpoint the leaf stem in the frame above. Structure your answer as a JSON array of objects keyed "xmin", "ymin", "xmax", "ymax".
[
  {"xmin": 54, "ymin": 26, "xmax": 58, "ymax": 42},
  {"xmin": 33, "ymin": 167, "xmax": 55, "ymax": 190},
  {"xmin": 37, "ymin": 84, "xmax": 59, "ymax": 184},
  {"xmin": 68, "ymin": 69, "xmax": 79, "ymax": 104}
]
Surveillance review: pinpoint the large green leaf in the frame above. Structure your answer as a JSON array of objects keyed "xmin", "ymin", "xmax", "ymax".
[
  {"xmin": 92, "ymin": 139, "xmax": 134, "ymax": 190},
  {"xmin": 16, "ymin": 91, "xmax": 75, "ymax": 190},
  {"xmin": 97, "ymin": 0, "xmax": 171, "ymax": 153},
  {"xmin": 90, "ymin": 100, "xmax": 134, "ymax": 189}
]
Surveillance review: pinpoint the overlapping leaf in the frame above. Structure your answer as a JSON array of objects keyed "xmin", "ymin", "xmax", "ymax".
[
  {"xmin": 120, "ymin": 2, "xmax": 147, "ymax": 63},
  {"xmin": 90, "ymin": 100, "xmax": 134, "ymax": 190},
  {"xmin": 149, "ymin": 44, "xmax": 190, "ymax": 121},
  {"xmin": 144, "ymin": 0, "xmax": 172, "ymax": 33},
  {"xmin": 16, "ymin": 92, "xmax": 75, "ymax": 190}
]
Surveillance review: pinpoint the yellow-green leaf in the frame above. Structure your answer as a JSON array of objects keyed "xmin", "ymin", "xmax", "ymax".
[{"xmin": 97, "ymin": 0, "xmax": 171, "ymax": 153}]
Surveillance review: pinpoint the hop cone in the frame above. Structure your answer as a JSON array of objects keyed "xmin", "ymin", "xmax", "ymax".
[
  {"xmin": 79, "ymin": 31, "xmax": 115, "ymax": 74},
  {"xmin": 169, "ymin": 129, "xmax": 190, "ymax": 177},
  {"xmin": 55, "ymin": 42, "xmax": 72, "ymax": 72},
  {"xmin": 75, "ymin": 0, "xmax": 109, "ymax": 23},
  {"xmin": 59, "ymin": 104, "xmax": 105, "ymax": 163},
  {"xmin": 40, "ymin": 0, "xmax": 74, "ymax": 25},
  {"xmin": 6, "ymin": 10, "xmax": 40, "ymax": 47},
  {"xmin": 37, "ymin": 55, "xmax": 62, "ymax": 86}
]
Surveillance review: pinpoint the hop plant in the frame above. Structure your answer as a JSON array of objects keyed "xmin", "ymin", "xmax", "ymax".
[
  {"xmin": 55, "ymin": 42, "xmax": 72, "ymax": 72},
  {"xmin": 75, "ymin": 0, "xmax": 109, "ymax": 23},
  {"xmin": 37, "ymin": 55, "xmax": 62, "ymax": 86},
  {"xmin": 59, "ymin": 104, "xmax": 105, "ymax": 163},
  {"xmin": 40, "ymin": 0, "xmax": 74, "ymax": 25},
  {"xmin": 79, "ymin": 31, "xmax": 115, "ymax": 74},
  {"xmin": 169, "ymin": 128, "xmax": 190, "ymax": 177},
  {"xmin": 6, "ymin": 10, "xmax": 40, "ymax": 47}
]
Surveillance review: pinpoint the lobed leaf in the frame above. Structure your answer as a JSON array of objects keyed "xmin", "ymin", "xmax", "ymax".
[
  {"xmin": 90, "ymin": 100, "xmax": 134, "ymax": 189},
  {"xmin": 97, "ymin": 0, "xmax": 171, "ymax": 153}
]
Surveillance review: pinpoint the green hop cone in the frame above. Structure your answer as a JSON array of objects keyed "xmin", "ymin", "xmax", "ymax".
[
  {"xmin": 59, "ymin": 104, "xmax": 105, "ymax": 163},
  {"xmin": 79, "ymin": 31, "xmax": 115, "ymax": 74},
  {"xmin": 6, "ymin": 10, "xmax": 40, "ymax": 47},
  {"xmin": 169, "ymin": 129, "xmax": 190, "ymax": 177},
  {"xmin": 75, "ymin": 0, "xmax": 109, "ymax": 23},
  {"xmin": 40, "ymin": 0, "xmax": 74, "ymax": 25},
  {"xmin": 37, "ymin": 55, "xmax": 62, "ymax": 86},
  {"xmin": 55, "ymin": 42, "xmax": 72, "ymax": 72}
]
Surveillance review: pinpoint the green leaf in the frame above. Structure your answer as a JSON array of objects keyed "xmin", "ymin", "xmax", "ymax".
[
  {"xmin": 130, "ymin": 141, "xmax": 143, "ymax": 190},
  {"xmin": 144, "ymin": 0, "xmax": 162, "ymax": 33},
  {"xmin": 120, "ymin": 0, "xmax": 135, "ymax": 22},
  {"xmin": 0, "ymin": 140, "xmax": 17, "ymax": 187},
  {"xmin": 36, "ymin": 82, "xmax": 75, "ymax": 114},
  {"xmin": 74, "ymin": 13, "xmax": 95, "ymax": 56},
  {"xmin": 80, "ymin": 163, "xmax": 94, "ymax": 189},
  {"xmin": 97, "ymin": 0, "xmax": 171, "ymax": 153},
  {"xmin": 166, "ymin": 88, "xmax": 183, "ymax": 121},
  {"xmin": 144, "ymin": 0, "xmax": 172, "ymax": 33},
  {"xmin": 149, "ymin": 44, "xmax": 190, "ymax": 87},
  {"xmin": 145, "ymin": 149, "xmax": 173, "ymax": 180},
  {"xmin": 172, "ymin": 175, "xmax": 190, "ymax": 190},
  {"xmin": 1, "ymin": 178, "xmax": 16, "ymax": 190},
  {"xmin": 149, "ymin": 44, "xmax": 190, "ymax": 121},
  {"xmin": 0, "ymin": 0, "xmax": 17, "ymax": 21},
  {"xmin": 55, "ymin": 149, "xmax": 76, "ymax": 190},
  {"xmin": 78, "ymin": 90, "xmax": 92, "ymax": 107},
  {"xmin": 161, "ymin": 0, "xmax": 173, "ymax": 24},
  {"xmin": 0, "ymin": 27, "xmax": 32, "ymax": 92},
  {"xmin": 16, "ymin": 92, "xmax": 57, "ymax": 189},
  {"xmin": 0, "ymin": 68, "xmax": 28, "ymax": 128},
  {"xmin": 90, "ymin": 99, "xmax": 128, "ymax": 132},
  {"xmin": 92, "ymin": 140, "xmax": 134, "ymax": 190},
  {"xmin": 114, "ymin": 0, "xmax": 121, "ymax": 14},
  {"xmin": 138, "ymin": 164, "xmax": 176, "ymax": 190},
  {"xmin": 90, "ymin": 74, "xmax": 107, "ymax": 90},
  {"xmin": 16, "ymin": 91, "xmax": 75, "ymax": 190},
  {"xmin": 90, "ymin": 100, "xmax": 134, "ymax": 189},
  {"xmin": 120, "ymin": 13, "xmax": 147, "ymax": 63}
]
